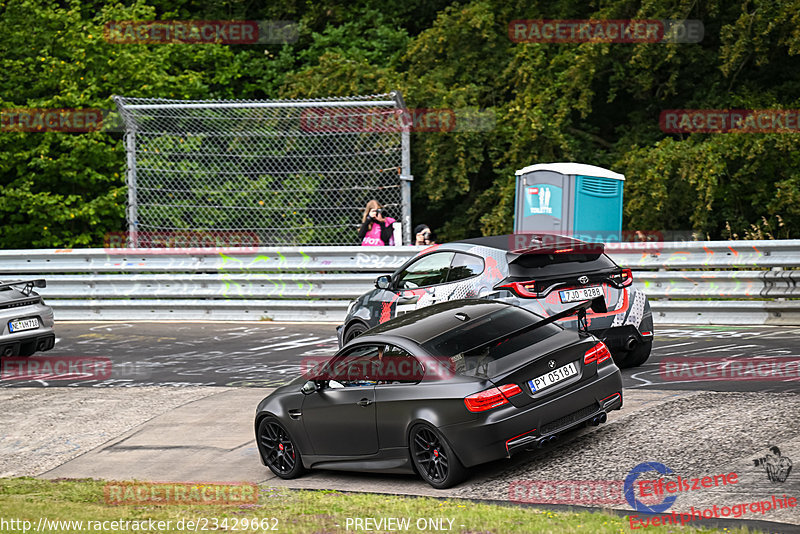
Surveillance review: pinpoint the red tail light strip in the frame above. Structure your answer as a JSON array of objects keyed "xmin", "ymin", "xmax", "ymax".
[
  {"xmin": 584, "ymin": 341, "xmax": 612, "ymax": 365},
  {"xmin": 464, "ymin": 383, "xmax": 522, "ymax": 412},
  {"xmin": 497, "ymin": 281, "xmax": 539, "ymax": 298},
  {"xmin": 601, "ymin": 392, "xmax": 621, "ymax": 405}
]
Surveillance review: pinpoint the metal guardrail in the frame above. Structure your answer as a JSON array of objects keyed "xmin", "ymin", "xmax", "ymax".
[{"xmin": 1, "ymin": 241, "xmax": 798, "ymax": 324}]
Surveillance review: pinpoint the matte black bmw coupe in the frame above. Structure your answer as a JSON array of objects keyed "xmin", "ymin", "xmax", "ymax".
[{"xmin": 255, "ymin": 298, "xmax": 622, "ymax": 488}]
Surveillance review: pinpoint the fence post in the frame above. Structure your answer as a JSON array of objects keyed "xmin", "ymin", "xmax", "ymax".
[{"xmin": 394, "ymin": 91, "xmax": 414, "ymax": 246}]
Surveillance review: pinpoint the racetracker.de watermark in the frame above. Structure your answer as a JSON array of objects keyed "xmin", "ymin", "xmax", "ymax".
[
  {"xmin": 104, "ymin": 20, "xmax": 298, "ymax": 44},
  {"xmin": 509, "ymin": 479, "xmax": 628, "ymax": 506},
  {"xmin": 509, "ymin": 231, "xmax": 665, "ymax": 253},
  {"xmin": 104, "ymin": 231, "xmax": 261, "ymax": 254},
  {"xmin": 1, "ymin": 357, "xmax": 112, "ymax": 381},
  {"xmin": 300, "ymin": 355, "xmax": 460, "ymax": 382},
  {"xmin": 660, "ymin": 357, "xmax": 800, "ymax": 381},
  {"xmin": 508, "ymin": 19, "xmax": 703, "ymax": 43},
  {"xmin": 103, "ymin": 482, "xmax": 258, "ymax": 505},
  {"xmin": 299, "ymin": 107, "xmax": 496, "ymax": 133},
  {"xmin": 0, "ymin": 108, "xmax": 115, "ymax": 133},
  {"xmin": 660, "ymin": 109, "xmax": 800, "ymax": 133}
]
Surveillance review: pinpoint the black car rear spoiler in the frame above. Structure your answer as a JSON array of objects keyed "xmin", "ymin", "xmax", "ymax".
[
  {"xmin": 469, "ymin": 296, "xmax": 607, "ymax": 354},
  {"xmin": 507, "ymin": 236, "xmax": 605, "ymax": 261},
  {"xmin": 0, "ymin": 279, "xmax": 46, "ymax": 296}
]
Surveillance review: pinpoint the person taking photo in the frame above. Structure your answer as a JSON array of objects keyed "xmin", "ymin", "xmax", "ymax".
[{"xmin": 358, "ymin": 200, "xmax": 396, "ymax": 246}]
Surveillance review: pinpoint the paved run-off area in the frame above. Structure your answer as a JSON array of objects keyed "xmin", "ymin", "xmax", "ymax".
[{"xmin": 1, "ymin": 385, "xmax": 798, "ymax": 528}]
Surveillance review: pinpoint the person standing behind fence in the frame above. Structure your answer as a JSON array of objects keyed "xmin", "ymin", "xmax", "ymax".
[
  {"xmin": 358, "ymin": 200, "xmax": 396, "ymax": 246},
  {"xmin": 413, "ymin": 224, "xmax": 436, "ymax": 246}
]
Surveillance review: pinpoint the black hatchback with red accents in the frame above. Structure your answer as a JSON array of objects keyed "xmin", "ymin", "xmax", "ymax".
[{"xmin": 337, "ymin": 234, "xmax": 653, "ymax": 368}]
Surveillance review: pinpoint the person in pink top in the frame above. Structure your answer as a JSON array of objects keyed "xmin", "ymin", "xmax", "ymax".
[{"xmin": 358, "ymin": 200, "xmax": 396, "ymax": 246}]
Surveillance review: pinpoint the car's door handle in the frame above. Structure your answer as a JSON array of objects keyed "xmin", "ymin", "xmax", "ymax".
[{"xmin": 357, "ymin": 398, "xmax": 373, "ymax": 407}]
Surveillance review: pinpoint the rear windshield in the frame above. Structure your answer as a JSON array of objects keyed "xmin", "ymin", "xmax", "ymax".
[
  {"xmin": 421, "ymin": 307, "xmax": 561, "ymax": 376},
  {"xmin": 508, "ymin": 252, "xmax": 617, "ymax": 278}
]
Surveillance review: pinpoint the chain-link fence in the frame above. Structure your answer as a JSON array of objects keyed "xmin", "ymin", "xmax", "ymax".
[{"xmin": 114, "ymin": 92, "xmax": 411, "ymax": 247}]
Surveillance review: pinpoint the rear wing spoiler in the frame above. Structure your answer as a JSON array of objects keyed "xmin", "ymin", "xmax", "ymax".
[
  {"xmin": 507, "ymin": 234, "xmax": 605, "ymax": 260},
  {"xmin": 469, "ymin": 296, "xmax": 607, "ymax": 354},
  {"xmin": 0, "ymin": 279, "xmax": 46, "ymax": 296}
]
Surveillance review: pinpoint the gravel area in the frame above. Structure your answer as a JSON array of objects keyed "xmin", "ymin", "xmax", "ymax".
[
  {"xmin": 0, "ymin": 386, "xmax": 231, "ymax": 477},
  {"xmin": 454, "ymin": 391, "xmax": 800, "ymax": 525}
]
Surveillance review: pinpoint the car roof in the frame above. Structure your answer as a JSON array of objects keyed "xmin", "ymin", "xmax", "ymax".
[{"xmin": 360, "ymin": 299, "xmax": 517, "ymax": 345}]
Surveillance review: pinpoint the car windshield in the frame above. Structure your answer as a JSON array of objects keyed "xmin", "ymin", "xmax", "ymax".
[{"xmin": 421, "ymin": 307, "xmax": 561, "ymax": 377}]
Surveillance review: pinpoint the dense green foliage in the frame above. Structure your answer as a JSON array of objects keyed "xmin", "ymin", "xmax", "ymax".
[{"xmin": 1, "ymin": 0, "xmax": 798, "ymax": 247}]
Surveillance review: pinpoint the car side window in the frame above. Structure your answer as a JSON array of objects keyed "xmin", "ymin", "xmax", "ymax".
[
  {"xmin": 447, "ymin": 253, "xmax": 485, "ymax": 282},
  {"xmin": 326, "ymin": 344, "xmax": 382, "ymax": 388},
  {"xmin": 396, "ymin": 252, "xmax": 455, "ymax": 289},
  {"xmin": 377, "ymin": 345, "xmax": 425, "ymax": 385}
]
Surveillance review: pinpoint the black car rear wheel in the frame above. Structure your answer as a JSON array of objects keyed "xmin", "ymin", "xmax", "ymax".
[
  {"xmin": 410, "ymin": 424, "xmax": 465, "ymax": 489},
  {"xmin": 343, "ymin": 322, "xmax": 368, "ymax": 344},
  {"xmin": 258, "ymin": 418, "xmax": 304, "ymax": 479}
]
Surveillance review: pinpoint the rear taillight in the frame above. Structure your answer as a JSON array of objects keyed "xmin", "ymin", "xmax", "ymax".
[
  {"xmin": 497, "ymin": 280, "xmax": 539, "ymax": 298},
  {"xmin": 584, "ymin": 341, "xmax": 612, "ymax": 365},
  {"xmin": 609, "ymin": 269, "xmax": 633, "ymax": 287},
  {"xmin": 464, "ymin": 383, "xmax": 522, "ymax": 412}
]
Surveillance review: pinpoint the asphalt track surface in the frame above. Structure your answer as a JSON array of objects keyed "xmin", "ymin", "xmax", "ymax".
[
  {"xmin": 2, "ymin": 322, "xmax": 800, "ymax": 391},
  {"xmin": 2, "ymin": 322, "xmax": 799, "ymax": 532}
]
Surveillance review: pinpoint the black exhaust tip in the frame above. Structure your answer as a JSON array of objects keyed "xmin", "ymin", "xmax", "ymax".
[
  {"xmin": 599, "ymin": 412, "xmax": 608, "ymax": 424},
  {"xmin": 625, "ymin": 336, "xmax": 638, "ymax": 351}
]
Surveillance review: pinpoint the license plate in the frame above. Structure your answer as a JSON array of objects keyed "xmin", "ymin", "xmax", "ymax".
[
  {"xmin": 9, "ymin": 318, "xmax": 39, "ymax": 333},
  {"xmin": 560, "ymin": 286, "xmax": 603, "ymax": 303},
  {"xmin": 528, "ymin": 361, "xmax": 579, "ymax": 392}
]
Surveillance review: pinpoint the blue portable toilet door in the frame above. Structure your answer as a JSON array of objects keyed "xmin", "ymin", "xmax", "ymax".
[
  {"xmin": 573, "ymin": 175, "xmax": 624, "ymax": 239},
  {"xmin": 516, "ymin": 171, "xmax": 573, "ymax": 234}
]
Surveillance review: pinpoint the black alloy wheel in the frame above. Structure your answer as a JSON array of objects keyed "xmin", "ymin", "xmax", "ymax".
[
  {"xmin": 258, "ymin": 418, "xmax": 304, "ymax": 479},
  {"xmin": 410, "ymin": 424, "xmax": 465, "ymax": 489}
]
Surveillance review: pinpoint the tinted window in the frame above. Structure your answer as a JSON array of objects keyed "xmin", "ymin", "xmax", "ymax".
[
  {"xmin": 421, "ymin": 307, "xmax": 560, "ymax": 375},
  {"xmin": 447, "ymin": 253, "xmax": 484, "ymax": 282},
  {"xmin": 378, "ymin": 345, "xmax": 424, "ymax": 384},
  {"xmin": 324, "ymin": 344, "xmax": 382, "ymax": 387},
  {"xmin": 396, "ymin": 252, "xmax": 455, "ymax": 288},
  {"xmin": 509, "ymin": 252, "xmax": 617, "ymax": 278},
  {"xmin": 322, "ymin": 344, "xmax": 424, "ymax": 386}
]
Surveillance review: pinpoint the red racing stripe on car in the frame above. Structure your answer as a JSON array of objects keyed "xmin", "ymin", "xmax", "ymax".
[
  {"xmin": 415, "ymin": 244, "xmax": 441, "ymax": 257},
  {"xmin": 485, "ymin": 256, "xmax": 504, "ymax": 280}
]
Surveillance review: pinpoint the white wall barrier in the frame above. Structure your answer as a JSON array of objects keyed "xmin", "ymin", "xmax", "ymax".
[{"xmin": 1, "ymin": 240, "xmax": 798, "ymax": 324}]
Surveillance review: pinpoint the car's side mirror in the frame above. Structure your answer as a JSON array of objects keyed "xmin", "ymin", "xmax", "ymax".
[
  {"xmin": 301, "ymin": 380, "xmax": 320, "ymax": 395},
  {"xmin": 375, "ymin": 275, "xmax": 392, "ymax": 290}
]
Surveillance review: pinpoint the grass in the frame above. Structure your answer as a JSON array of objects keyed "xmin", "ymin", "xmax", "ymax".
[{"xmin": 0, "ymin": 478, "xmax": 752, "ymax": 534}]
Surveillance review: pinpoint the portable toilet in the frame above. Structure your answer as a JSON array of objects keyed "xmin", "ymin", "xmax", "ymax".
[{"xmin": 513, "ymin": 162, "xmax": 625, "ymax": 242}]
